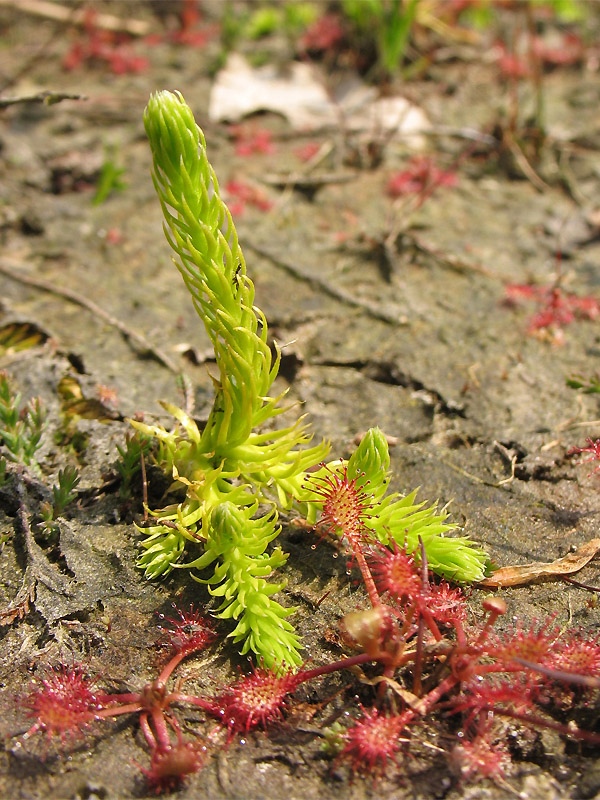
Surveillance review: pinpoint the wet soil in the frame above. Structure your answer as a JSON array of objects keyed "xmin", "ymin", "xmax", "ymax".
[{"xmin": 1, "ymin": 3, "xmax": 600, "ymax": 799}]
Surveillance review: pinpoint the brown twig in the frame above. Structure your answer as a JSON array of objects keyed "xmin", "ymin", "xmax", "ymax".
[
  {"xmin": 244, "ymin": 241, "xmax": 404, "ymax": 326},
  {"xmin": 0, "ymin": 91, "xmax": 86, "ymax": 109},
  {"xmin": 0, "ymin": 0, "xmax": 151, "ymax": 36},
  {"xmin": 506, "ymin": 135, "xmax": 551, "ymax": 193},
  {"xmin": 0, "ymin": 257, "xmax": 181, "ymax": 376}
]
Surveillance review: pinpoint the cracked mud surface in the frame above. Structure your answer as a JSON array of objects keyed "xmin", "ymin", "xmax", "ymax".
[{"xmin": 1, "ymin": 3, "xmax": 600, "ymax": 799}]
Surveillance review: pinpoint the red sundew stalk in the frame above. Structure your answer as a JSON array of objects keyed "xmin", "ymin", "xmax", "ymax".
[
  {"xmin": 417, "ymin": 672, "xmax": 461, "ymax": 713},
  {"xmin": 140, "ymin": 712, "xmax": 157, "ymax": 750},
  {"xmin": 514, "ymin": 657, "xmax": 600, "ymax": 688},
  {"xmin": 167, "ymin": 694, "xmax": 218, "ymax": 712},
  {"xmin": 155, "ymin": 651, "xmax": 188, "ymax": 689},
  {"xmin": 473, "ymin": 705, "xmax": 600, "ymax": 745},
  {"xmin": 306, "ymin": 464, "xmax": 382, "ymax": 608},
  {"xmin": 149, "ymin": 707, "xmax": 172, "ymax": 750},
  {"xmin": 298, "ymin": 653, "xmax": 375, "ymax": 683},
  {"xmin": 352, "ymin": 545, "xmax": 381, "ymax": 609},
  {"xmin": 416, "ymin": 537, "xmax": 443, "ymax": 643},
  {"xmin": 97, "ymin": 700, "xmax": 147, "ymax": 717},
  {"xmin": 418, "ymin": 605, "xmax": 443, "ymax": 643},
  {"xmin": 412, "ymin": 617, "xmax": 426, "ymax": 697}
]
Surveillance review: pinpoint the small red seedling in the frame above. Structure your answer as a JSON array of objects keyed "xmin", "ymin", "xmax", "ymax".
[
  {"xmin": 229, "ymin": 125, "xmax": 276, "ymax": 157},
  {"xmin": 299, "ymin": 14, "xmax": 346, "ymax": 54},
  {"xmin": 387, "ymin": 157, "xmax": 458, "ymax": 199},
  {"xmin": 225, "ymin": 180, "xmax": 274, "ymax": 216},
  {"xmin": 62, "ymin": 8, "xmax": 148, "ymax": 75},
  {"xmin": 570, "ymin": 438, "xmax": 600, "ymax": 476},
  {"xmin": 504, "ymin": 283, "xmax": 600, "ymax": 341}
]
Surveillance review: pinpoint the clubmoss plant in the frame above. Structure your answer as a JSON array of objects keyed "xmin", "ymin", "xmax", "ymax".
[
  {"xmin": 139, "ymin": 90, "xmax": 488, "ymax": 670},
  {"xmin": 140, "ymin": 90, "xmax": 328, "ymax": 669}
]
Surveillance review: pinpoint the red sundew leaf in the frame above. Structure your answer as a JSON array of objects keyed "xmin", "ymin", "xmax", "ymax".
[
  {"xmin": 547, "ymin": 630, "xmax": 600, "ymax": 678},
  {"xmin": 140, "ymin": 739, "xmax": 208, "ymax": 794},
  {"xmin": 294, "ymin": 142, "xmax": 321, "ymax": 162},
  {"xmin": 450, "ymin": 727, "xmax": 511, "ymax": 783},
  {"xmin": 532, "ymin": 33, "xmax": 584, "ymax": 67},
  {"xmin": 338, "ymin": 707, "xmax": 411, "ymax": 778},
  {"xmin": 503, "ymin": 283, "xmax": 544, "ymax": 303},
  {"xmin": 368, "ymin": 543, "xmax": 422, "ymax": 604},
  {"xmin": 427, "ymin": 582, "xmax": 468, "ymax": 627},
  {"xmin": 210, "ymin": 667, "xmax": 301, "ymax": 733},
  {"xmin": 451, "ymin": 676, "xmax": 540, "ymax": 719},
  {"xmin": 387, "ymin": 157, "xmax": 457, "ymax": 199},
  {"xmin": 527, "ymin": 306, "xmax": 573, "ymax": 332},
  {"xmin": 62, "ymin": 43, "xmax": 85, "ymax": 71},
  {"xmin": 489, "ymin": 617, "xmax": 560, "ymax": 668},
  {"xmin": 299, "ymin": 14, "xmax": 346, "ymax": 53},
  {"xmin": 158, "ymin": 604, "xmax": 216, "ymax": 656},
  {"xmin": 225, "ymin": 180, "xmax": 273, "ymax": 213},
  {"xmin": 23, "ymin": 663, "xmax": 100, "ymax": 745},
  {"xmin": 568, "ymin": 294, "xmax": 600, "ymax": 320}
]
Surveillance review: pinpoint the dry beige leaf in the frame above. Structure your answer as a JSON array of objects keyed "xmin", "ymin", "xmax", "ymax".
[
  {"xmin": 209, "ymin": 54, "xmax": 430, "ymax": 146},
  {"xmin": 479, "ymin": 538, "xmax": 600, "ymax": 588}
]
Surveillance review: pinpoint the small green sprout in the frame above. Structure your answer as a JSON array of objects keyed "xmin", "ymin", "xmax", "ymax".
[
  {"xmin": 567, "ymin": 373, "xmax": 600, "ymax": 394},
  {"xmin": 93, "ymin": 147, "xmax": 126, "ymax": 205},
  {"xmin": 40, "ymin": 465, "xmax": 80, "ymax": 536},
  {"xmin": 115, "ymin": 431, "xmax": 152, "ymax": 499},
  {"xmin": 341, "ymin": 0, "xmax": 419, "ymax": 76},
  {"xmin": 0, "ymin": 372, "xmax": 47, "ymax": 468}
]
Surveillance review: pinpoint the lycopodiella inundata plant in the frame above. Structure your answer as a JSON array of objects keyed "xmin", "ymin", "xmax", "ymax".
[
  {"xmin": 138, "ymin": 90, "xmax": 488, "ymax": 670},
  {"xmin": 140, "ymin": 90, "xmax": 328, "ymax": 669}
]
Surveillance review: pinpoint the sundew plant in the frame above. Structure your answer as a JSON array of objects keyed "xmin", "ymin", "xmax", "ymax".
[{"xmin": 137, "ymin": 90, "xmax": 489, "ymax": 670}]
